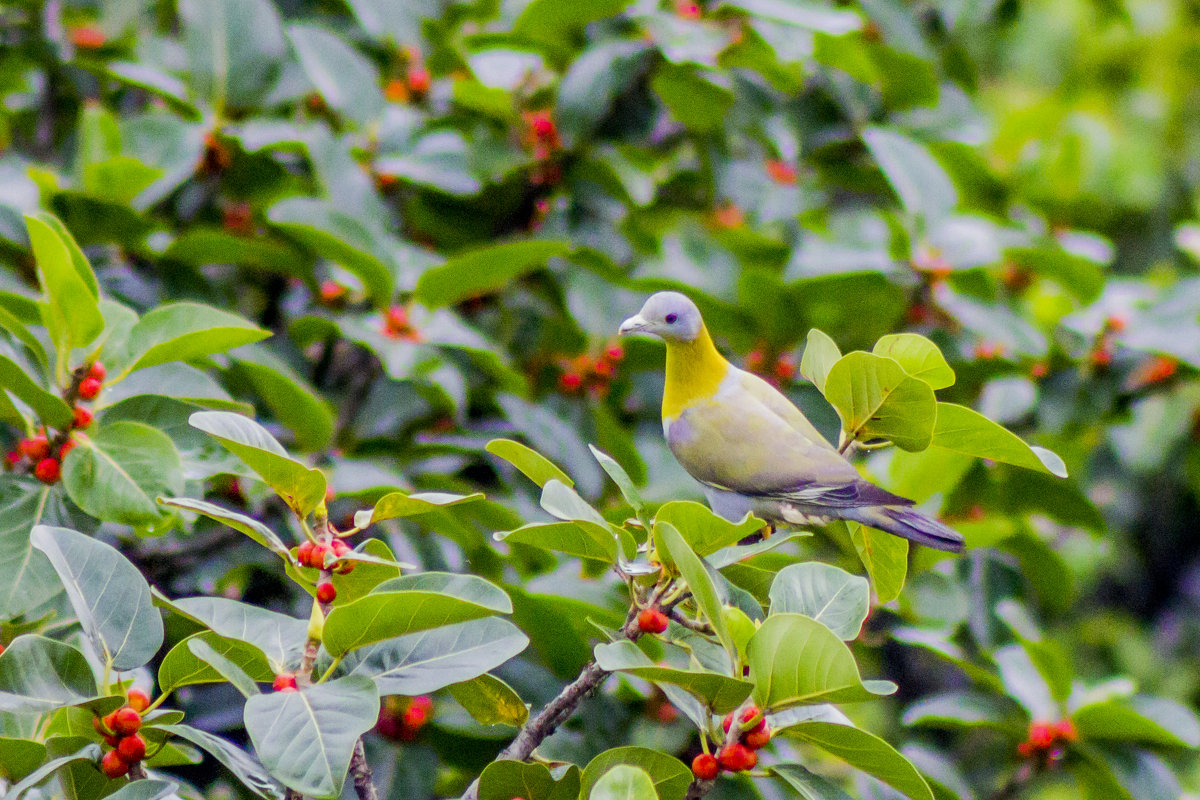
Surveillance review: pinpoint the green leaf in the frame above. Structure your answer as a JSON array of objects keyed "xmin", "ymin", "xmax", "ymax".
[
  {"xmin": 158, "ymin": 631, "xmax": 275, "ymax": 695},
  {"xmin": 594, "ymin": 640, "xmax": 754, "ymax": 713},
  {"xmin": 25, "ymin": 213, "xmax": 104, "ymax": 350},
  {"xmin": 97, "ymin": 780, "xmax": 180, "ymax": 800},
  {"xmin": 229, "ymin": 349, "xmax": 335, "ymax": 451},
  {"xmin": 862, "ymin": 126, "xmax": 957, "ymax": 224},
  {"xmin": 415, "ymin": 241, "xmax": 571, "ymax": 308},
  {"xmin": 189, "ymin": 637, "xmax": 260, "ymax": 698},
  {"xmin": 161, "ymin": 723, "xmax": 285, "ymax": 800},
  {"xmin": 728, "ymin": 0, "xmax": 862, "ymax": 32},
  {"xmin": 783, "ymin": 721, "xmax": 935, "ymax": 800},
  {"xmin": 848, "ymin": 520, "xmax": 909, "ymax": 603},
  {"xmin": 244, "ymin": 675, "xmax": 379, "ymax": 799},
  {"xmin": 589, "ymin": 444, "xmax": 645, "ymax": 516},
  {"xmin": 63, "ymin": 421, "xmax": 183, "ymax": 525},
  {"xmin": 513, "ymin": 0, "xmax": 634, "ymax": 44},
  {"xmin": 287, "ymin": 25, "xmax": 384, "ymax": 126},
  {"xmin": 340, "ymin": 617, "xmax": 529, "ymax": 696},
  {"xmin": 902, "ymin": 691, "xmax": 1027, "ymax": 732},
  {"xmin": 495, "ymin": 521, "xmax": 619, "ymax": 563},
  {"xmin": 651, "ymin": 64, "xmax": 735, "ymax": 132},
  {"xmin": 0, "ymin": 736, "xmax": 46, "ymax": 781},
  {"xmin": 872, "ymin": 333, "xmax": 955, "ymax": 389},
  {"xmin": 747, "ymin": 613, "xmax": 895, "ymax": 708},
  {"xmin": 655, "ymin": 523, "xmax": 736, "ymax": 664},
  {"xmin": 30, "ymin": 526, "xmax": 164, "ymax": 671},
  {"xmin": 188, "ymin": 411, "xmax": 327, "ymax": 515},
  {"xmin": 478, "ymin": 760, "xmax": 580, "ymax": 800},
  {"xmin": 352, "ymin": 490, "xmax": 483, "ymax": 529},
  {"xmin": 323, "ymin": 574, "xmax": 512, "ymax": 656},
  {"xmin": 267, "ymin": 197, "xmax": 395, "ymax": 306},
  {"xmin": 158, "ymin": 497, "xmax": 289, "ymax": 559},
  {"xmin": 768, "ymin": 562, "xmax": 869, "ymax": 640},
  {"xmin": 179, "ymin": 0, "xmax": 285, "ymax": 111},
  {"xmin": 557, "ymin": 41, "xmax": 653, "ymax": 144},
  {"xmin": 0, "ymin": 354, "xmax": 73, "ymax": 429},
  {"xmin": 448, "ymin": 673, "xmax": 529, "ymax": 727},
  {"xmin": 579, "ymin": 747, "xmax": 690, "ymax": 800},
  {"xmin": 0, "ymin": 483, "xmax": 67, "ymax": 617},
  {"xmin": 930, "ymin": 403, "xmax": 1068, "ymax": 477},
  {"xmin": 1, "ymin": 744, "xmax": 101, "ymax": 800},
  {"xmin": 588, "ymin": 765, "xmax": 659, "ymax": 800},
  {"xmin": 769, "ymin": 764, "xmax": 855, "ymax": 800},
  {"xmin": 800, "ymin": 329, "xmax": 842, "ymax": 393},
  {"xmin": 158, "ymin": 593, "xmax": 307, "ymax": 669},
  {"xmin": 823, "ymin": 352, "xmax": 937, "ymax": 451},
  {"xmin": 486, "ymin": 439, "xmax": 574, "ymax": 487},
  {"xmin": 118, "ymin": 302, "xmax": 270, "ymax": 376},
  {"xmin": 0, "ymin": 635, "xmax": 95, "ymax": 713},
  {"xmin": 653, "ymin": 501, "xmax": 762, "ymax": 557},
  {"xmin": 1073, "ymin": 696, "xmax": 1200, "ymax": 749}
]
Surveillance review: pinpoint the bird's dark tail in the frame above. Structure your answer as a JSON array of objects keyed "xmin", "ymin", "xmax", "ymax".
[{"xmin": 841, "ymin": 505, "xmax": 965, "ymax": 553}]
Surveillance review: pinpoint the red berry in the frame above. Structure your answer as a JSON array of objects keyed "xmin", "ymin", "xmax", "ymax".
[
  {"xmin": 297, "ymin": 541, "xmax": 315, "ymax": 567},
  {"xmin": 331, "ymin": 538, "xmax": 350, "ymax": 556},
  {"xmin": 1105, "ymin": 314, "xmax": 1128, "ymax": 332},
  {"xmin": 637, "ymin": 608, "xmax": 669, "ymax": 634},
  {"xmin": 408, "ymin": 66, "xmax": 431, "ymax": 94},
  {"xmin": 73, "ymin": 406, "xmax": 94, "ymax": 429},
  {"xmin": 385, "ymin": 305, "xmax": 409, "ymax": 331},
  {"xmin": 273, "ymin": 673, "xmax": 298, "ymax": 692},
  {"xmin": 528, "ymin": 111, "xmax": 556, "ymax": 139},
  {"xmin": 116, "ymin": 734, "xmax": 146, "ymax": 763},
  {"xmin": 743, "ymin": 726, "xmax": 772, "ymax": 749},
  {"xmin": 675, "ymin": 0, "xmax": 702, "ymax": 18},
  {"xmin": 1017, "ymin": 741, "xmax": 1035, "ymax": 757},
  {"xmin": 1030, "ymin": 361, "xmax": 1049, "ymax": 378},
  {"xmin": 19, "ymin": 435, "xmax": 50, "ymax": 461},
  {"xmin": 1028, "ymin": 721, "xmax": 1055, "ymax": 749},
  {"xmin": 4, "ymin": 450, "xmax": 18, "ymax": 469},
  {"xmin": 401, "ymin": 705, "xmax": 427, "ymax": 728},
  {"xmin": 691, "ymin": 753, "xmax": 719, "ymax": 780},
  {"xmin": 739, "ymin": 705, "xmax": 764, "ymax": 731},
  {"xmin": 1090, "ymin": 347, "xmax": 1113, "ymax": 367},
  {"xmin": 93, "ymin": 715, "xmax": 109, "ymax": 736},
  {"xmin": 773, "ymin": 354, "xmax": 796, "ymax": 381},
  {"xmin": 35, "ymin": 457, "xmax": 61, "ymax": 484},
  {"xmin": 308, "ymin": 543, "xmax": 330, "ymax": 570},
  {"xmin": 79, "ymin": 377, "xmax": 102, "ymax": 400},
  {"xmin": 60, "ymin": 440, "xmax": 77, "ymax": 459},
  {"xmin": 111, "ymin": 707, "xmax": 141, "ymax": 736},
  {"xmin": 722, "ymin": 712, "xmax": 734, "ymax": 733},
  {"xmin": 764, "ymin": 159, "xmax": 797, "ymax": 185},
  {"xmin": 102, "ymin": 710, "xmax": 120, "ymax": 733},
  {"xmin": 745, "ymin": 349, "xmax": 766, "ymax": 371},
  {"xmin": 318, "ymin": 280, "xmax": 347, "ymax": 304},
  {"xmin": 126, "ymin": 689, "xmax": 150, "ymax": 712},
  {"xmin": 592, "ymin": 359, "xmax": 614, "ymax": 378},
  {"xmin": 410, "ymin": 695, "xmax": 433, "ymax": 713},
  {"xmin": 72, "ymin": 26, "xmax": 106, "ymax": 50},
  {"xmin": 1055, "ymin": 719, "xmax": 1077, "ymax": 742},
  {"xmin": 559, "ymin": 372, "xmax": 583, "ymax": 392},
  {"xmin": 100, "ymin": 749, "xmax": 128, "ymax": 778},
  {"xmin": 717, "ymin": 743, "xmax": 757, "ymax": 772},
  {"xmin": 316, "ymin": 581, "xmax": 337, "ymax": 604},
  {"xmin": 605, "ymin": 345, "xmax": 625, "ymax": 362},
  {"xmin": 384, "ymin": 78, "xmax": 409, "ymax": 103},
  {"xmin": 88, "ymin": 362, "xmax": 106, "ymax": 382}
]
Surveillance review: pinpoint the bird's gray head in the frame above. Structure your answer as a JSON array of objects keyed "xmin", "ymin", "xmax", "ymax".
[{"xmin": 618, "ymin": 291, "xmax": 704, "ymax": 342}]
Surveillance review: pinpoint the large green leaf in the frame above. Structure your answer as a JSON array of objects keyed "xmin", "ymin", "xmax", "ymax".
[
  {"xmin": 651, "ymin": 64, "xmax": 735, "ymax": 132},
  {"xmin": 158, "ymin": 593, "xmax": 307, "ymax": 669},
  {"xmin": 30, "ymin": 526, "xmax": 164, "ymax": 670},
  {"xmin": 340, "ymin": 617, "xmax": 528, "ymax": 695},
  {"xmin": 653, "ymin": 501, "xmax": 762, "ymax": 556},
  {"xmin": 179, "ymin": 0, "xmax": 285, "ymax": 111},
  {"xmin": 486, "ymin": 439, "xmax": 574, "ymax": 487},
  {"xmin": 862, "ymin": 126, "xmax": 957, "ymax": 224},
  {"xmin": 588, "ymin": 765, "xmax": 659, "ymax": 800},
  {"xmin": 229, "ymin": 348, "xmax": 335, "ymax": 451},
  {"xmin": 655, "ymin": 523, "xmax": 736, "ymax": 664},
  {"xmin": 287, "ymin": 25, "xmax": 384, "ymax": 126},
  {"xmin": 594, "ymin": 640, "xmax": 754, "ymax": 713},
  {"xmin": 783, "ymin": 721, "xmax": 934, "ymax": 800},
  {"xmin": 448, "ymin": 673, "xmax": 528, "ymax": 727},
  {"xmin": 158, "ymin": 631, "xmax": 275, "ymax": 695},
  {"xmin": 415, "ymin": 241, "xmax": 571, "ymax": 308},
  {"xmin": 0, "ymin": 744, "xmax": 101, "ymax": 800},
  {"xmin": 352, "ymin": 490, "xmax": 483, "ymax": 529},
  {"xmin": 117, "ymin": 302, "xmax": 270, "ymax": 377},
  {"xmin": 243, "ymin": 675, "xmax": 378, "ymax": 799},
  {"xmin": 769, "ymin": 764, "xmax": 855, "ymax": 800},
  {"xmin": 188, "ymin": 411, "xmax": 327, "ymax": 515},
  {"xmin": 25, "ymin": 213, "xmax": 103, "ymax": 350},
  {"xmin": 323, "ymin": 574, "xmax": 512, "ymax": 656},
  {"xmin": 162, "ymin": 723, "xmax": 285, "ymax": 800},
  {"xmin": 62, "ymin": 421, "xmax": 183, "ymax": 525},
  {"xmin": 478, "ymin": 760, "xmax": 580, "ymax": 800},
  {"xmin": 930, "ymin": 403, "xmax": 1068, "ymax": 477},
  {"xmin": 800, "ymin": 329, "xmax": 841, "ymax": 393},
  {"xmin": 0, "ymin": 355, "xmax": 73, "ymax": 428},
  {"xmin": 0, "ymin": 635, "xmax": 95, "ymax": 713},
  {"xmin": 495, "ymin": 521, "xmax": 619, "ymax": 563},
  {"xmin": 747, "ymin": 613, "xmax": 894, "ymax": 708},
  {"xmin": 872, "ymin": 333, "xmax": 955, "ymax": 389},
  {"xmin": 158, "ymin": 497, "xmax": 289, "ymax": 559},
  {"xmin": 0, "ymin": 736, "xmax": 46, "ymax": 781},
  {"xmin": 848, "ymin": 520, "xmax": 908, "ymax": 603},
  {"xmin": 768, "ymin": 562, "xmax": 869, "ymax": 640},
  {"xmin": 189, "ymin": 637, "xmax": 261, "ymax": 698},
  {"xmin": 579, "ymin": 747, "xmax": 690, "ymax": 800},
  {"xmin": 823, "ymin": 352, "xmax": 937, "ymax": 451},
  {"xmin": 902, "ymin": 691, "xmax": 1027, "ymax": 732},
  {"xmin": 1073, "ymin": 696, "xmax": 1200, "ymax": 749},
  {"xmin": 0, "ymin": 482, "xmax": 65, "ymax": 617}
]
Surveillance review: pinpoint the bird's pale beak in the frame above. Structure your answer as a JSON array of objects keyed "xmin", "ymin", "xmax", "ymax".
[{"xmin": 618, "ymin": 314, "xmax": 649, "ymax": 336}]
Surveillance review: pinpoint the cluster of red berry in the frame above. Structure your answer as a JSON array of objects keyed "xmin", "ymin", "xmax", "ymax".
[
  {"xmin": 522, "ymin": 111, "xmax": 562, "ymax": 186},
  {"xmin": 744, "ymin": 348, "xmax": 796, "ymax": 386},
  {"xmin": 375, "ymin": 695, "xmax": 434, "ymax": 742},
  {"xmin": 297, "ymin": 538, "xmax": 355, "ymax": 604},
  {"xmin": 93, "ymin": 689, "xmax": 151, "ymax": 778},
  {"xmin": 1017, "ymin": 719, "xmax": 1076, "ymax": 759},
  {"xmin": 6, "ymin": 361, "xmax": 104, "ymax": 484},
  {"xmin": 691, "ymin": 705, "xmax": 773, "ymax": 779},
  {"xmin": 557, "ymin": 345, "xmax": 624, "ymax": 397},
  {"xmin": 381, "ymin": 305, "xmax": 422, "ymax": 342},
  {"xmin": 384, "ymin": 46, "xmax": 431, "ymax": 104}
]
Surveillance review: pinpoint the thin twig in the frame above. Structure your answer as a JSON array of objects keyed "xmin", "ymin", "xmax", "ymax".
[
  {"xmin": 668, "ymin": 608, "xmax": 713, "ymax": 634},
  {"xmin": 349, "ymin": 738, "xmax": 379, "ymax": 800},
  {"xmin": 684, "ymin": 778, "xmax": 716, "ymax": 800}
]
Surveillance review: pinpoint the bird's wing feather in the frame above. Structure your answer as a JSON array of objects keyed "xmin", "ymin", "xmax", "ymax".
[{"xmin": 735, "ymin": 369, "xmax": 836, "ymax": 451}]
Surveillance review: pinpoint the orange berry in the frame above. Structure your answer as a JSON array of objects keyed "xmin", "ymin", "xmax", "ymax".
[
  {"xmin": 401, "ymin": 704, "xmax": 427, "ymax": 728},
  {"xmin": 19, "ymin": 435, "xmax": 50, "ymax": 461},
  {"xmin": 308, "ymin": 543, "xmax": 331, "ymax": 570},
  {"xmin": 745, "ymin": 349, "xmax": 766, "ymax": 372},
  {"xmin": 743, "ymin": 726, "xmax": 771, "ymax": 749},
  {"xmin": 297, "ymin": 541, "xmax": 315, "ymax": 567},
  {"xmin": 35, "ymin": 457, "xmax": 61, "ymax": 484},
  {"xmin": 384, "ymin": 79, "xmax": 409, "ymax": 103},
  {"xmin": 717, "ymin": 743, "xmax": 757, "ymax": 772},
  {"xmin": 604, "ymin": 344, "xmax": 625, "ymax": 362},
  {"xmin": 559, "ymin": 372, "xmax": 583, "ymax": 392},
  {"xmin": 1090, "ymin": 347, "xmax": 1113, "ymax": 368},
  {"xmin": 79, "ymin": 377, "xmax": 102, "ymax": 400},
  {"xmin": 675, "ymin": 0, "xmax": 702, "ymax": 18},
  {"xmin": 1030, "ymin": 362, "xmax": 1049, "ymax": 379},
  {"xmin": 764, "ymin": 159, "xmax": 797, "ymax": 185},
  {"xmin": 111, "ymin": 707, "xmax": 141, "ymax": 736},
  {"xmin": 100, "ymin": 749, "xmax": 128, "ymax": 778},
  {"xmin": 273, "ymin": 674, "xmax": 298, "ymax": 692},
  {"xmin": 773, "ymin": 354, "xmax": 796, "ymax": 381},
  {"xmin": 1028, "ymin": 721, "xmax": 1055, "ymax": 749},
  {"xmin": 637, "ymin": 608, "xmax": 669, "ymax": 634},
  {"xmin": 1105, "ymin": 314, "xmax": 1128, "ymax": 332},
  {"xmin": 1055, "ymin": 719, "xmax": 1077, "ymax": 742},
  {"xmin": 316, "ymin": 581, "xmax": 337, "ymax": 604},
  {"xmin": 59, "ymin": 440, "xmax": 76, "ymax": 459},
  {"xmin": 691, "ymin": 753, "xmax": 719, "ymax": 780},
  {"xmin": 318, "ymin": 281, "xmax": 346, "ymax": 304},
  {"xmin": 88, "ymin": 362, "xmax": 106, "ymax": 382},
  {"xmin": 73, "ymin": 406, "xmax": 94, "ymax": 429},
  {"xmin": 126, "ymin": 689, "xmax": 150, "ymax": 712},
  {"xmin": 712, "ymin": 203, "xmax": 744, "ymax": 229},
  {"xmin": 71, "ymin": 26, "xmax": 106, "ymax": 49},
  {"xmin": 116, "ymin": 734, "xmax": 146, "ymax": 763},
  {"xmin": 410, "ymin": 695, "xmax": 433, "ymax": 714}
]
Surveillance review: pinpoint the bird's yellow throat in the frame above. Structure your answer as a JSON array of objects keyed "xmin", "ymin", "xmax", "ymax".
[{"xmin": 661, "ymin": 327, "xmax": 730, "ymax": 419}]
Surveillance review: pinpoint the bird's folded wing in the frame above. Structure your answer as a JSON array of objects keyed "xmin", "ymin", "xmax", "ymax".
[{"xmin": 735, "ymin": 368, "xmax": 836, "ymax": 450}]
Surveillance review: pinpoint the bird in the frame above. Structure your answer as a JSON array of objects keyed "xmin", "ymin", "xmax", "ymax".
[{"xmin": 618, "ymin": 291, "xmax": 964, "ymax": 552}]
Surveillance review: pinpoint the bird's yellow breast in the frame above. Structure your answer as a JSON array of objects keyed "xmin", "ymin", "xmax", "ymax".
[{"xmin": 661, "ymin": 327, "xmax": 730, "ymax": 420}]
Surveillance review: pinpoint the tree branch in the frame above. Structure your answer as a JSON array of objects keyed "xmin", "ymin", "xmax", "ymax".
[
  {"xmin": 684, "ymin": 777, "xmax": 716, "ymax": 800},
  {"xmin": 349, "ymin": 738, "xmax": 379, "ymax": 800}
]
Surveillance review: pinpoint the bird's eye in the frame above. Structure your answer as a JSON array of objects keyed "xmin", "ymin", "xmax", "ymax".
[{"xmin": 665, "ymin": 313, "xmax": 678, "ymax": 324}]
